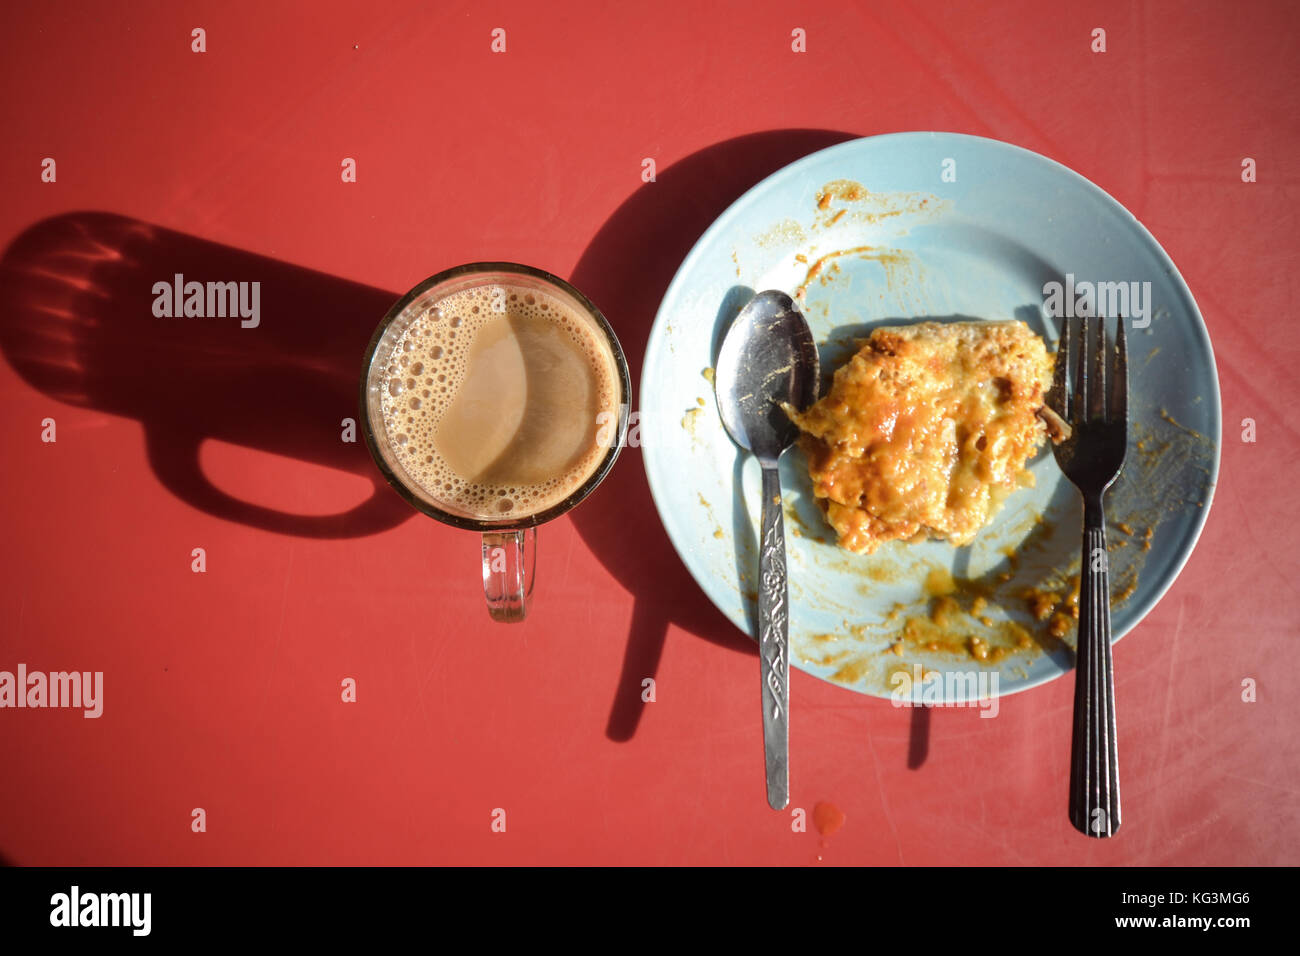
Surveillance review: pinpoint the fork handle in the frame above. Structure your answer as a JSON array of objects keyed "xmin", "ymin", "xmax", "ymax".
[{"xmin": 1070, "ymin": 495, "xmax": 1121, "ymax": 837}]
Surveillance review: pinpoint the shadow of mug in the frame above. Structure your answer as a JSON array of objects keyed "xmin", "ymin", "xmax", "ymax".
[{"xmin": 0, "ymin": 212, "xmax": 413, "ymax": 538}]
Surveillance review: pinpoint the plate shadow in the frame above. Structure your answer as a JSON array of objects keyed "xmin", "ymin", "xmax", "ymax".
[{"xmin": 568, "ymin": 128, "xmax": 860, "ymax": 742}]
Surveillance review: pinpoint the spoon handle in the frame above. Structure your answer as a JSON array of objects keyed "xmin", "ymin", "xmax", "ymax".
[{"xmin": 758, "ymin": 463, "xmax": 790, "ymax": 810}]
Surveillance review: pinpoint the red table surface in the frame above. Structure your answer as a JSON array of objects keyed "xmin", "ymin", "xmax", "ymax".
[{"xmin": 0, "ymin": 0, "xmax": 1297, "ymax": 867}]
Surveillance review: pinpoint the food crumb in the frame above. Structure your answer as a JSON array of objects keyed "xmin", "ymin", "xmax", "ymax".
[
  {"xmin": 924, "ymin": 567, "xmax": 956, "ymax": 597},
  {"xmin": 1025, "ymin": 589, "xmax": 1059, "ymax": 621},
  {"xmin": 930, "ymin": 595, "xmax": 960, "ymax": 627}
]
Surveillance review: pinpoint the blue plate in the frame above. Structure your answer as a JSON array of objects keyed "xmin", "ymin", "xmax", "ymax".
[{"xmin": 640, "ymin": 132, "xmax": 1220, "ymax": 702}]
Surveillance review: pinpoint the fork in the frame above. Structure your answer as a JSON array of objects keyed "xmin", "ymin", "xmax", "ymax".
[{"xmin": 1047, "ymin": 312, "xmax": 1128, "ymax": 838}]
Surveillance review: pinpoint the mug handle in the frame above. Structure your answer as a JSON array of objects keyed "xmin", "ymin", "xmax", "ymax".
[{"xmin": 481, "ymin": 528, "xmax": 536, "ymax": 622}]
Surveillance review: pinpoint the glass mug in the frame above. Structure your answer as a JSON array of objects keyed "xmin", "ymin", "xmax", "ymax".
[{"xmin": 360, "ymin": 262, "xmax": 629, "ymax": 622}]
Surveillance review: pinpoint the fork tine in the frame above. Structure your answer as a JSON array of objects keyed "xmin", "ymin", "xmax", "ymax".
[
  {"xmin": 1090, "ymin": 315, "xmax": 1108, "ymax": 422},
  {"xmin": 1111, "ymin": 316, "xmax": 1128, "ymax": 424},
  {"xmin": 1053, "ymin": 314, "xmax": 1071, "ymax": 419},
  {"xmin": 1076, "ymin": 314, "xmax": 1090, "ymax": 423}
]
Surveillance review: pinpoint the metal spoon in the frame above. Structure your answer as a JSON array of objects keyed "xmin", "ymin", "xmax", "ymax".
[{"xmin": 714, "ymin": 290, "xmax": 820, "ymax": 810}]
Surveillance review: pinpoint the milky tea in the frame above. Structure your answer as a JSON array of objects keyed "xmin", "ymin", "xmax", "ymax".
[{"xmin": 376, "ymin": 283, "xmax": 621, "ymax": 521}]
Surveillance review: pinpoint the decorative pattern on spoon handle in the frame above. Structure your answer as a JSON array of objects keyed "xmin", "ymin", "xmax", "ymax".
[{"xmin": 759, "ymin": 464, "xmax": 789, "ymax": 810}]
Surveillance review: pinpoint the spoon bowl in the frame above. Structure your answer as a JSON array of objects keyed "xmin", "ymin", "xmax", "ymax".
[{"xmin": 714, "ymin": 291, "xmax": 820, "ymax": 464}]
